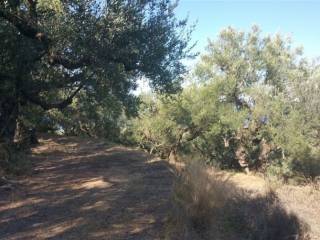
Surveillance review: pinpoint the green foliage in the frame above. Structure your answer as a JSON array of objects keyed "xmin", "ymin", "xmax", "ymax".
[
  {"xmin": 129, "ymin": 26, "xmax": 320, "ymax": 180},
  {"xmin": 0, "ymin": 0, "xmax": 193, "ymax": 143},
  {"xmin": 45, "ymin": 91, "xmax": 128, "ymax": 140}
]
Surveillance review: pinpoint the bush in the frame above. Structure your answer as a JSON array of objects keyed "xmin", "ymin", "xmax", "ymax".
[{"xmin": 166, "ymin": 162, "xmax": 310, "ymax": 240}]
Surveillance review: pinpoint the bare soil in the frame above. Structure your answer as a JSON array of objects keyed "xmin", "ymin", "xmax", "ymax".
[{"xmin": 0, "ymin": 136, "xmax": 174, "ymax": 240}]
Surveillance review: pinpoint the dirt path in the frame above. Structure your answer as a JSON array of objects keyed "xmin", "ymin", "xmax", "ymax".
[{"xmin": 0, "ymin": 136, "xmax": 174, "ymax": 240}]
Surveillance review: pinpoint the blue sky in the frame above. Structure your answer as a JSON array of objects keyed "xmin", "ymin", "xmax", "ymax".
[{"xmin": 175, "ymin": 0, "xmax": 320, "ymax": 59}]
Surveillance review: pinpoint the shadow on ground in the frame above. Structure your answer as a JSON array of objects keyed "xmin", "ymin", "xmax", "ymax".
[{"xmin": 0, "ymin": 136, "xmax": 174, "ymax": 240}]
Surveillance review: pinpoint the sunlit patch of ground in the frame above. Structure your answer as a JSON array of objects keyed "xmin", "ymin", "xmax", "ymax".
[
  {"xmin": 277, "ymin": 184, "xmax": 320, "ymax": 240},
  {"xmin": 33, "ymin": 218, "xmax": 85, "ymax": 239},
  {"xmin": 0, "ymin": 136, "xmax": 173, "ymax": 240},
  {"xmin": 80, "ymin": 200, "xmax": 109, "ymax": 211},
  {"xmin": 209, "ymin": 168, "xmax": 320, "ymax": 239},
  {"xmin": 71, "ymin": 177, "xmax": 112, "ymax": 190},
  {"xmin": 168, "ymin": 159, "xmax": 320, "ymax": 239},
  {"xmin": 0, "ymin": 197, "xmax": 45, "ymax": 212}
]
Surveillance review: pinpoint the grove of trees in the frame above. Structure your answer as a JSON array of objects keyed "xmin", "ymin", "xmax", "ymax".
[
  {"xmin": 1, "ymin": 1, "xmax": 319, "ymax": 181},
  {"xmin": 129, "ymin": 26, "xmax": 320, "ymax": 180}
]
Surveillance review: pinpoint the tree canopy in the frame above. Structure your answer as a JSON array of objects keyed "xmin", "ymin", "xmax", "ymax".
[
  {"xmin": 130, "ymin": 26, "xmax": 320, "ymax": 179},
  {"xmin": 0, "ymin": 0, "xmax": 192, "ymax": 143}
]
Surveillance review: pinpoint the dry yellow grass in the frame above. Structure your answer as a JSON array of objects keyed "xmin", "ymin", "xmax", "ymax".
[
  {"xmin": 166, "ymin": 161, "xmax": 315, "ymax": 240},
  {"xmin": 211, "ymin": 170, "xmax": 320, "ymax": 239}
]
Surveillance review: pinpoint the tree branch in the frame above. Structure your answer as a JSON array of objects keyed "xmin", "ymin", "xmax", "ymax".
[
  {"xmin": 27, "ymin": 0, "xmax": 38, "ymax": 21},
  {"xmin": 22, "ymin": 83, "xmax": 84, "ymax": 110},
  {"xmin": 0, "ymin": 9, "xmax": 49, "ymax": 46},
  {"xmin": 0, "ymin": 9, "xmax": 138, "ymax": 72},
  {"xmin": 23, "ymin": 72, "xmax": 84, "ymax": 95}
]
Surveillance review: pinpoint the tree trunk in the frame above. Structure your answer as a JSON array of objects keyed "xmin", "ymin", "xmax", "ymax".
[
  {"xmin": 0, "ymin": 98, "xmax": 18, "ymax": 144},
  {"xmin": 168, "ymin": 147, "xmax": 178, "ymax": 163}
]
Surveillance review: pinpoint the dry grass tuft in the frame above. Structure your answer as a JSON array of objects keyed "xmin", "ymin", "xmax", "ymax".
[{"xmin": 166, "ymin": 162, "xmax": 310, "ymax": 240}]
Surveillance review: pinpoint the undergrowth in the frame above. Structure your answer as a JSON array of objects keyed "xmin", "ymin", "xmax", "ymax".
[{"xmin": 166, "ymin": 162, "xmax": 310, "ymax": 240}]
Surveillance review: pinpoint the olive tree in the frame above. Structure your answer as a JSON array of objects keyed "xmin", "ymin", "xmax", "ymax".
[{"xmin": 0, "ymin": 0, "xmax": 193, "ymax": 144}]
